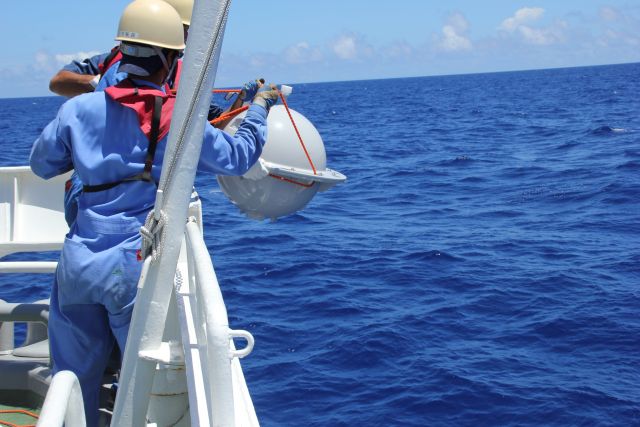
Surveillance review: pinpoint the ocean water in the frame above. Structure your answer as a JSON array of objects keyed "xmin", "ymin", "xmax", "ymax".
[{"xmin": 1, "ymin": 63, "xmax": 639, "ymax": 426}]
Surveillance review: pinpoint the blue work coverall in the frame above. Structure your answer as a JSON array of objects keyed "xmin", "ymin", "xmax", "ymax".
[
  {"xmin": 60, "ymin": 53, "xmax": 224, "ymax": 226},
  {"xmin": 30, "ymin": 81, "xmax": 267, "ymax": 426}
]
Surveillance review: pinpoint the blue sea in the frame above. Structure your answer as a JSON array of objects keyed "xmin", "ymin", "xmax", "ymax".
[{"xmin": 1, "ymin": 63, "xmax": 639, "ymax": 426}]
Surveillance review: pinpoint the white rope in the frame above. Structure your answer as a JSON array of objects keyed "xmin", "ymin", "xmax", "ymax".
[{"xmin": 140, "ymin": 209, "xmax": 168, "ymax": 262}]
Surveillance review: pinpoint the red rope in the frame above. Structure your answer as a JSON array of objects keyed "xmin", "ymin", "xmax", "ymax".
[
  {"xmin": 171, "ymin": 88, "xmax": 241, "ymax": 95},
  {"xmin": 212, "ymin": 89, "xmax": 241, "ymax": 94},
  {"xmin": 269, "ymin": 173, "xmax": 314, "ymax": 188},
  {"xmin": 278, "ymin": 91, "xmax": 317, "ymax": 175},
  {"xmin": 173, "ymin": 85, "xmax": 248, "ymax": 125},
  {"xmin": 209, "ymin": 105, "xmax": 250, "ymax": 126},
  {"xmin": 0, "ymin": 409, "xmax": 38, "ymax": 427},
  {"xmin": 177, "ymin": 85, "xmax": 319, "ymax": 188}
]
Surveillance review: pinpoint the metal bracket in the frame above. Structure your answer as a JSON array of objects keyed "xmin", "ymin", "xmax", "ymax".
[
  {"xmin": 229, "ymin": 329, "xmax": 254, "ymax": 359},
  {"xmin": 139, "ymin": 341, "xmax": 185, "ymax": 366}
]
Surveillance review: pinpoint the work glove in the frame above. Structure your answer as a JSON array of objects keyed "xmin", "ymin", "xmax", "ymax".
[
  {"xmin": 252, "ymin": 84, "xmax": 280, "ymax": 111},
  {"xmin": 239, "ymin": 78, "xmax": 265, "ymax": 102}
]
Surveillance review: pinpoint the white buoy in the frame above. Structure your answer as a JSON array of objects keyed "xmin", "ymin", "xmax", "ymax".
[{"xmin": 218, "ymin": 94, "xmax": 346, "ymax": 220}]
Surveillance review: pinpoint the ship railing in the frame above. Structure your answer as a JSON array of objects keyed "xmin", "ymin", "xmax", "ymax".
[
  {"xmin": 37, "ymin": 370, "xmax": 86, "ymax": 427},
  {"xmin": 1, "ymin": 163, "xmax": 259, "ymax": 425},
  {"xmin": 0, "ymin": 166, "xmax": 70, "ymax": 260},
  {"xmin": 110, "ymin": 213, "xmax": 258, "ymax": 427},
  {"xmin": 0, "ymin": 300, "xmax": 49, "ymax": 356},
  {"xmin": 0, "ymin": 164, "xmax": 60, "ymax": 354},
  {"xmin": 178, "ymin": 218, "xmax": 257, "ymax": 426},
  {"xmin": 0, "ymin": 164, "xmax": 60, "ymax": 361}
]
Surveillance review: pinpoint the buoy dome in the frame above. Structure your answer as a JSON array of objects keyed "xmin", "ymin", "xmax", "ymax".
[{"xmin": 218, "ymin": 104, "xmax": 346, "ymax": 221}]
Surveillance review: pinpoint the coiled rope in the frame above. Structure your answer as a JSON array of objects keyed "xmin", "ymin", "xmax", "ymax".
[
  {"xmin": 140, "ymin": 208, "xmax": 168, "ymax": 261},
  {"xmin": 0, "ymin": 409, "xmax": 38, "ymax": 427}
]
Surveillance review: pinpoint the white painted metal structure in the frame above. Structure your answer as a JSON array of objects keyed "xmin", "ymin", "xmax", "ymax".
[
  {"xmin": 37, "ymin": 371, "xmax": 87, "ymax": 427},
  {"xmin": 0, "ymin": 166, "xmax": 70, "ymax": 259},
  {"xmin": 0, "ymin": 162, "xmax": 259, "ymax": 426}
]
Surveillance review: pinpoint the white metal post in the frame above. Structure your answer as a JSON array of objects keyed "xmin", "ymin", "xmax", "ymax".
[{"xmin": 111, "ymin": 0, "xmax": 233, "ymax": 425}]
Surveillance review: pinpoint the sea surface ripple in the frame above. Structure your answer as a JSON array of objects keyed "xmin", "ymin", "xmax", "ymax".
[{"xmin": 1, "ymin": 63, "xmax": 639, "ymax": 426}]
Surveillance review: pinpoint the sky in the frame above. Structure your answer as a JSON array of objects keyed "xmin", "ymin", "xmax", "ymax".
[{"xmin": 1, "ymin": 0, "xmax": 639, "ymax": 98}]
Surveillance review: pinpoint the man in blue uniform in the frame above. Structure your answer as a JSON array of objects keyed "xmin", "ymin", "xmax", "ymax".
[
  {"xmin": 30, "ymin": 1, "xmax": 278, "ymax": 425},
  {"xmin": 51, "ymin": 0, "xmax": 262, "ymax": 227}
]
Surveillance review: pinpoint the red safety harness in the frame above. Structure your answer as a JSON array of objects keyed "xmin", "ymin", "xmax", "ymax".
[{"xmin": 82, "ymin": 80, "xmax": 175, "ymax": 193}]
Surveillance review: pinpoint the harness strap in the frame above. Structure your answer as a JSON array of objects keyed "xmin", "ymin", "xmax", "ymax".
[
  {"xmin": 83, "ymin": 95, "xmax": 163, "ymax": 193},
  {"xmin": 98, "ymin": 46, "xmax": 123, "ymax": 77}
]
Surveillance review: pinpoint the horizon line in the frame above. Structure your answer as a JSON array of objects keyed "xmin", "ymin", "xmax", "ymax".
[{"xmin": 1, "ymin": 61, "xmax": 638, "ymax": 100}]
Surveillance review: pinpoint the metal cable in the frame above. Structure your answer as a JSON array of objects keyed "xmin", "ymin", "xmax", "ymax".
[{"xmin": 159, "ymin": 0, "xmax": 232, "ymax": 193}]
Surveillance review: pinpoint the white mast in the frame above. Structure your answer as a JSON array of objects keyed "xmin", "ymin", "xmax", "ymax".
[{"xmin": 111, "ymin": 0, "xmax": 233, "ymax": 425}]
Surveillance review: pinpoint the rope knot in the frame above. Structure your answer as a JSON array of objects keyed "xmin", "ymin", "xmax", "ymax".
[{"xmin": 140, "ymin": 209, "xmax": 167, "ymax": 262}]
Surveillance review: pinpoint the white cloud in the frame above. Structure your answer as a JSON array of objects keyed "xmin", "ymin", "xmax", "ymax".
[
  {"xmin": 382, "ymin": 41, "xmax": 413, "ymax": 59},
  {"xmin": 249, "ymin": 56, "xmax": 266, "ymax": 68},
  {"xmin": 438, "ymin": 13, "xmax": 472, "ymax": 52},
  {"xmin": 598, "ymin": 28, "xmax": 640, "ymax": 48},
  {"xmin": 34, "ymin": 51, "xmax": 52, "ymax": 72},
  {"xmin": 499, "ymin": 7, "xmax": 545, "ymax": 32},
  {"xmin": 499, "ymin": 8, "xmax": 565, "ymax": 45},
  {"xmin": 329, "ymin": 34, "xmax": 374, "ymax": 61},
  {"xmin": 54, "ymin": 51, "xmax": 101, "ymax": 68},
  {"xmin": 596, "ymin": 5, "xmax": 640, "ymax": 48},
  {"xmin": 0, "ymin": 49, "xmax": 102, "ymax": 97},
  {"xmin": 519, "ymin": 22, "xmax": 566, "ymax": 45},
  {"xmin": 599, "ymin": 7, "xmax": 619, "ymax": 22},
  {"xmin": 284, "ymin": 42, "xmax": 323, "ymax": 64},
  {"xmin": 32, "ymin": 50, "xmax": 102, "ymax": 74},
  {"xmin": 332, "ymin": 35, "xmax": 358, "ymax": 59}
]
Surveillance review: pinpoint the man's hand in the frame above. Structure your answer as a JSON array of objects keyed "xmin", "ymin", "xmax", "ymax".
[
  {"xmin": 239, "ymin": 78, "xmax": 265, "ymax": 102},
  {"xmin": 252, "ymin": 84, "xmax": 279, "ymax": 111}
]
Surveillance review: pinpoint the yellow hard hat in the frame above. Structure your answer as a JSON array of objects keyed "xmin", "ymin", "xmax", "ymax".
[
  {"xmin": 115, "ymin": 0, "xmax": 186, "ymax": 50},
  {"xmin": 164, "ymin": 0, "xmax": 194, "ymax": 26}
]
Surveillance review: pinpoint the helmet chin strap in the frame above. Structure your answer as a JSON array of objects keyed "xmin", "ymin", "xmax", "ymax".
[
  {"xmin": 152, "ymin": 46, "xmax": 179, "ymax": 85},
  {"xmin": 164, "ymin": 57, "xmax": 179, "ymax": 86}
]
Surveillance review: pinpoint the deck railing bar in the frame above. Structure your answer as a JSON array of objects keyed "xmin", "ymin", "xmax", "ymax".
[
  {"xmin": 0, "ymin": 261, "xmax": 57, "ymax": 274},
  {"xmin": 36, "ymin": 370, "xmax": 86, "ymax": 427},
  {"xmin": 175, "ymin": 231, "xmax": 210, "ymax": 427},
  {"xmin": 185, "ymin": 220, "xmax": 236, "ymax": 426}
]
